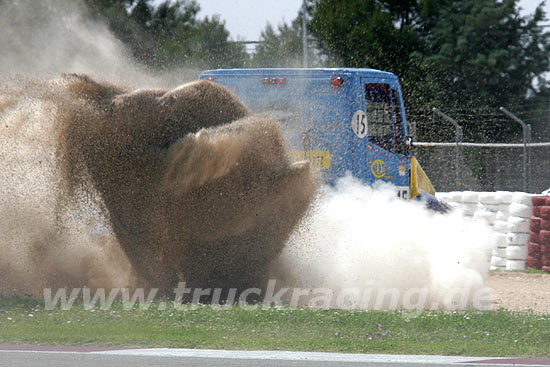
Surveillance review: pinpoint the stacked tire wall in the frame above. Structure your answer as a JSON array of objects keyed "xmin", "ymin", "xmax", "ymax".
[
  {"xmin": 530, "ymin": 196, "xmax": 550, "ymax": 272},
  {"xmin": 435, "ymin": 191, "xmax": 548, "ymax": 272}
]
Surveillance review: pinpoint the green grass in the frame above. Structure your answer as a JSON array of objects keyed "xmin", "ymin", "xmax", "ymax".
[
  {"xmin": 1, "ymin": 293, "xmax": 549, "ymax": 357},
  {"xmin": 490, "ymin": 268, "xmax": 550, "ymax": 275},
  {"xmin": 512, "ymin": 268, "xmax": 549, "ymax": 274}
]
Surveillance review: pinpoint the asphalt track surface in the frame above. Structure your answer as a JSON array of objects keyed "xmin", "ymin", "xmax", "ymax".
[{"xmin": 2, "ymin": 346, "xmax": 550, "ymax": 367}]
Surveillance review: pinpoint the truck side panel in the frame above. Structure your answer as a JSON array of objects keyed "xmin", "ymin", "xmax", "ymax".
[{"xmin": 199, "ymin": 69, "xmax": 411, "ymax": 196}]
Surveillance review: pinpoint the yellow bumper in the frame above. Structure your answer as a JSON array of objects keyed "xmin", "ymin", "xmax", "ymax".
[{"xmin": 410, "ymin": 156, "xmax": 435, "ymax": 199}]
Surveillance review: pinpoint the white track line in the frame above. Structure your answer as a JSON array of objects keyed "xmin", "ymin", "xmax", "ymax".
[{"xmin": 93, "ymin": 349, "xmax": 501, "ymax": 364}]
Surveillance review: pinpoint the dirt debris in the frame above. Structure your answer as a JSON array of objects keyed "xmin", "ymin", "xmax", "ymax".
[{"xmin": 487, "ymin": 271, "xmax": 550, "ymax": 313}]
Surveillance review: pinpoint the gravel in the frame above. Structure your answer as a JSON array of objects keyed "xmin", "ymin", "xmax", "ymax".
[{"xmin": 486, "ymin": 271, "xmax": 550, "ymax": 313}]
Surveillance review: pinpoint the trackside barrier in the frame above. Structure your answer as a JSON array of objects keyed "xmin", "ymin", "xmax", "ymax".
[
  {"xmin": 436, "ymin": 191, "xmax": 550, "ymax": 272},
  {"xmin": 413, "ymin": 141, "xmax": 550, "ymax": 193},
  {"xmin": 530, "ymin": 196, "xmax": 550, "ymax": 272}
]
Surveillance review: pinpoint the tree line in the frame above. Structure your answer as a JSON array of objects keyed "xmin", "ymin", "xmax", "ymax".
[
  {"xmin": 85, "ymin": 0, "xmax": 549, "ymax": 141},
  {"xmin": 309, "ymin": 0, "xmax": 550, "ymax": 141}
]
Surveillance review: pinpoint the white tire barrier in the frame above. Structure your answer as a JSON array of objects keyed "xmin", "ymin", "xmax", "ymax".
[
  {"xmin": 495, "ymin": 211, "xmax": 508, "ymax": 221},
  {"xmin": 446, "ymin": 192, "xmax": 463, "ymax": 202},
  {"xmin": 507, "ymin": 232, "xmax": 530, "ymax": 246},
  {"xmin": 512, "ymin": 192, "xmax": 534, "ymax": 206},
  {"xmin": 447, "ymin": 202, "xmax": 460, "ymax": 210},
  {"xmin": 460, "ymin": 203, "xmax": 478, "ymax": 216},
  {"xmin": 495, "ymin": 191, "xmax": 513, "ymax": 204},
  {"xmin": 498, "ymin": 204, "xmax": 511, "ymax": 216},
  {"xmin": 462, "ymin": 191, "xmax": 479, "ymax": 203},
  {"xmin": 506, "ymin": 245, "xmax": 528, "ymax": 260},
  {"xmin": 508, "ymin": 216, "xmax": 531, "ymax": 233},
  {"xmin": 490, "ymin": 256, "xmax": 506, "ymax": 267},
  {"xmin": 506, "ymin": 260, "xmax": 526, "ymax": 271},
  {"xmin": 493, "ymin": 220, "xmax": 509, "ymax": 234},
  {"xmin": 482, "ymin": 204, "xmax": 500, "ymax": 213},
  {"xmin": 495, "ymin": 233, "xmax": 508, "ymax": 248},
  {"xmin": 439, "ymin": 191, "xmax": 542, "ymax": 271},
  {"xmin": 492, "ymin": 247, "xmax": 506, "ymax": 258},
  {"xmin": 473, "ymin": 210, "xmax": 496, "ymax": 225},
  {"xmin": 509, "ymin": 203, "xmax": 533, "ymax": 218},
  {"xmin": 479, "ymin": 192, "xmax": 499, "ymax": 205}
]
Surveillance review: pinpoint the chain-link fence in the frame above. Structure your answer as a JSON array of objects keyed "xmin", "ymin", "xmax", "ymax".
[{"xmin": 413, "ymin": 142, "xmax": 550, "ymax": 193}]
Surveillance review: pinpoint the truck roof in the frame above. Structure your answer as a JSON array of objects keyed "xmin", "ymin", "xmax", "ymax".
[{"xmin": 200, "ymin": 68, "xmax": 398, "ymax": 80}]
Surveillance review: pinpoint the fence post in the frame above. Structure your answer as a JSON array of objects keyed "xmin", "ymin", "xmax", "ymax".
[
  {"xmin": 432, "ymin": 107, "xmax": 463, "ymax": 189},
  {"xmin": 302, "ymin": 0, "xmax": 308, "ymax": 68},
  {"xmin": 499, "ymin": 107, "xmax": 531, "ymax": 192}
]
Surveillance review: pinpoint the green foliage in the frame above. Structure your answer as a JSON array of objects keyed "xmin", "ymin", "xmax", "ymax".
[
  {"xmin": 32, "ymin": 0, "xmax": 549, "ymax": 142},
  {"xmin": 310, "ymin": 0, "xmax": 550, "ymax": 142},
  {"xmin": 252, "ymin": 1, "xmax": 322, "ymax": 68},
  {"xmin": 310, "ymin": 0, "xmax": 422, "ymax": 76},
  {"xmin": 185, "ymin": 16, "xmax": 250, "ymax": 69},
  {"xmin": 417, "ymin": 0, "xmax": 550, "ymax": 140},
  {"xmin": 81, "ymin": 0, "xmax": 249, "ymax": 69},
  {"xmin": 253, "ymin": 21, "xmax": 304, "ymax": 67}
]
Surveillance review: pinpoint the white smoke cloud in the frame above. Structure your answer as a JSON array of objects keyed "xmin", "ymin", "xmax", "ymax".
[{"xmin": 273, "ymin": 175, "xmax": 497, "ymax": 310}]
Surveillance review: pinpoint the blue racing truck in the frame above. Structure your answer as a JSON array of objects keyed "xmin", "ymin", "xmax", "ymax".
[{"xmin": 199, "ymin": 68, "xmax": 438, "ymax": 205}]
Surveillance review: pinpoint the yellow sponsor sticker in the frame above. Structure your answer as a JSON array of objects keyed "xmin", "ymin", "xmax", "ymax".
[
  {"xmin": 370, "ymin": 159, "xmax": 386, "ymax": 178},
  {"xmin": 291, "ymin": 150, "xmax": 331, "ymax": 170}
]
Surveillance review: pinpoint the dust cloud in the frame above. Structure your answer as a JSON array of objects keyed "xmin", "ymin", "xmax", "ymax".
[
  {"xmin": 0, "ymin": 0, "xmax": 316, "ymax": 298},
  {"xmin": 1, "ymin": 0, "xmax": 495, "ymax": 310},
  {"xmin": 273, "ymin": 176, "xmax": 496, "ymax": 310},
  {"xmin": 0, "ymin": 0, "xmax": 146, "ymax": 296},
  {"xmin": 0, "ymin": 76, "xmax": 135, "ymax": 295}
]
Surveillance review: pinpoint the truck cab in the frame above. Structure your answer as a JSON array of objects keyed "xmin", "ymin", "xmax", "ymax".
[{"xmin": 199, "ymin": 68, "xmax": 435, "ymax": 201}]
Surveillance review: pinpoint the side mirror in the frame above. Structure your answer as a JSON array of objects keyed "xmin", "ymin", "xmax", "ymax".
[{"xmin": 399, "ymin": 136, "xmax": 412, "ymax": 155}]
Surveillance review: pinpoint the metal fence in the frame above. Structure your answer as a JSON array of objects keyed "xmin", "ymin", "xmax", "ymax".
[
  {"xmin": 412, "ymin": 142, "xmax": 550, "ymax": 193},
  {"xmin": 409, "ymin": 106, "xmax": 550, "ymax": 193}
]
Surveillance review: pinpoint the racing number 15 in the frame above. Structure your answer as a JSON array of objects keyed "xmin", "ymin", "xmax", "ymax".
[
  {"xmin": 351, "ymin": 110, "xmax": 367, "ymax": 139},
  {"xmin": 357, "ymin": 114, "xmax": 366, "ymax": 135}
]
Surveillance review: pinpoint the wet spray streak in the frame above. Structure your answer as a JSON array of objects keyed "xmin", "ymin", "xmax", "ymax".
[{"xmin": 274, "ymin": 176, "xmax": 497, "ymax": 310}]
